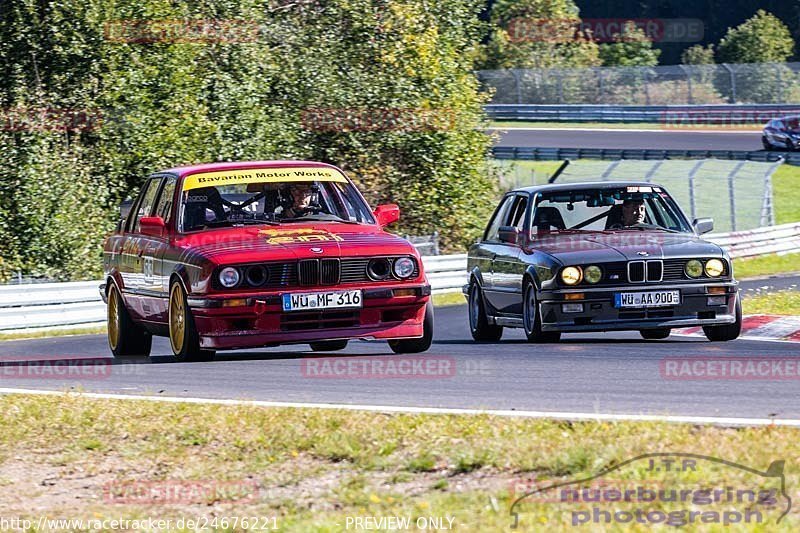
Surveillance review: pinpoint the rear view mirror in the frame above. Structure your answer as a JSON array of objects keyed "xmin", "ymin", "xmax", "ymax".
[
  {"xmin": 140, "ymin": 216, "xmax": 166, "ymax": 238},
  {"xmin": 374, "ymin": 204, "xmax": 400, "ymax": 228},
  {"xmin": 498, "ymin": 226, "xmax": 521, "ymax": 244},
  {"xmin": 693, "ymin": 217, "xmax": 714, "ymax": 235}
]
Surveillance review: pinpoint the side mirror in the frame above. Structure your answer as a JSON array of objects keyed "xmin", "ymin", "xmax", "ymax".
[
  {"xmin": 693, "ymin": 217, "xmax": 714, "ymax": 235},
  {"xmin": 373, "ymin": 204, "xmax": 400, "ymax": 228},
  {"xmin": 498, "ymin": 225, "xmax": 521, "ymax": 244},
  {"xmin": 140, "ymin": 216, "xmax": 166, "ymax": 238}
]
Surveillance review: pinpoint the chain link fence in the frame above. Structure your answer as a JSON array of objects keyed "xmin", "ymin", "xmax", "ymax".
[
  {"xmin": 497, "ymin": 159, "xmax": 779, "ymax": 232},
  {"xmin": 478, "ymin": 63, "xmax": 800, "ymax": 105}
]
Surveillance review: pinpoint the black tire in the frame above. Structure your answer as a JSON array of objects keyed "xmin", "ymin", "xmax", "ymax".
[
  {"xmin": 107, "ymin": 283, "xmax": 152, "ymax": 357},
  {"xmin": 309, "ymin": 340, "xmax": 349, "ymax": 352},
  {"xmin": 703, "ymin": 293, "xmax": 742, "ymax": 342},
  {"xmin": 168, "ymin": 281, "xmax": 216, "ymax": 362},
  {"xmin": 762, "ymin": 136, "xmax": 772, "ymax": 151},
  {"xmin": 388, "ymin": 300, "xmax": 434, "ymax": 354},
  {"xmin": 522, "ymin": 281, "xmax": 560, "ymax": 343},
  {"xmin": 787, "ymin": 138, "xmax": 795, "ymax": 151},
  {"xmin": 468, "ymin": 281, "xmax": 503, "ymax": 341},
  {"xmin": 639, "ymin": 328, "xmax": 671, "ymax": 340}
]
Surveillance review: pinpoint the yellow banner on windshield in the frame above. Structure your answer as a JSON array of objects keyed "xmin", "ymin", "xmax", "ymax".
[{"xmin": 182, "ymin": 167, "xmax": 346, "ymax": 191}]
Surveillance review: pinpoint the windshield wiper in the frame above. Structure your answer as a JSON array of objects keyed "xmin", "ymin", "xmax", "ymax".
[
  {"xmin": 204, "ymin": 219, "xmax": 279, "ymax": 228},
  {"xmin": 620, "ymin": 224, "xmax": 681, "ymax": 233},
  {"xmin": 281, "ymin": 215, "xmax": 360, "ymax": 224}
]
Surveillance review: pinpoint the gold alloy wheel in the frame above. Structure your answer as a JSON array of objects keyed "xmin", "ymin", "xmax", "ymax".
[
  {"xmin": 169, "ymin": 284, "xmax": 186, "ymax": 354},
  {"xmin": 107, "ymin": 286, "xmax": 120, "ymax": 350}
]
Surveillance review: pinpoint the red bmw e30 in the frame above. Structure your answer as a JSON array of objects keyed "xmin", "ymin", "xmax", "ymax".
[{"xmin": 101, "ymin": 161, "xmax": 433, "ymax": 361}]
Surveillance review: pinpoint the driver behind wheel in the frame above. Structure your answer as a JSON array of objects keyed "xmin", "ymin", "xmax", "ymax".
[
  {"xmin": 621, "ymin": 199, "xmax": 646, "ymax": 226},
  {"xmin": 279, "ymin": 182, "xmax": 317, "ymax": 218},
  {"xmin": 608, "ymin": 198, "xmax": 646, "ymax": 229}
]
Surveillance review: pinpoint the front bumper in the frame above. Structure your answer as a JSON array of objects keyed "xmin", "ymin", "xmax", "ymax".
[
  {"xmin": 187, "ymin": 285, "xmax": 431, "ymax": 350},
  {"xmin": 538, "ymin": 281, "xmax": 738, "ymax": 332}
]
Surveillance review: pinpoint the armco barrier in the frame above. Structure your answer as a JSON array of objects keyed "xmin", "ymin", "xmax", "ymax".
[
  {"xmin": 484, "ymin": 104, "xmax": 800, "ymax": 124},
  {"xmin": 491, "ymin": 146, "xmax": 800, "ymax": 165},
  {"xmin": 2, "ymin": 227, "xmax": 798, "ymax": 332}
]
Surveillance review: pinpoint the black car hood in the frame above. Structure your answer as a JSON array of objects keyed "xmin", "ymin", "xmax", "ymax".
[{"xmin": 531, "ymin": 230, "xmax": 724, "ymax": 264}]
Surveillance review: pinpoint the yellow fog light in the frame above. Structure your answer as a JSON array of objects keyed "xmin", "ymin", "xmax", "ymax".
[
  {"xmin": 584, "ymin": 265, "xmax": 602, "ymax": 284},
  {"xmin": 393, "ymin": 288, "xmax": 416, "ymax": 297},
  {"xmin": 222, "ymin": 298, "xmax": 248, "ymax": 307},
  {"xmin": 565, "ymin": 293, "xmax": 584, "ymax": 300},
  {"xmin": 561, "ymin": 266, "xmax": 583, "ymax": 285},
  {"xmin": 685, "ymin": 259, "xmax": 703, "ymax": 278},
  {"xmin": 705, "ymin": 259, "xmax": 724, "ymax": 277}
]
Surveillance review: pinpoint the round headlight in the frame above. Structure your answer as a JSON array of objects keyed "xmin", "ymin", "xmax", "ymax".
[
  {"xmin": 367, "ymin": 258, "xmax": 391, "ymax": 280},
  {"xmin": 685, "ymin": 259, "xmax": 703, "ymax": 278},
  {"xmin": 393, "ymin": 257, "xmax": 416, "ymax": 279},
  {"xmin": 705, "ymin": 259, "xmax": 724, "ymax": 277},
  {"xmin": 584, "ymin": 265, "xmax": 602, "ymax": 284},
  {"xmin": 560, "ymin": 266, "xmax": 582, "ymax": 285},
  {"xmin": 219, "ymin": 267, "xmax": 240, "ymax": 288}
]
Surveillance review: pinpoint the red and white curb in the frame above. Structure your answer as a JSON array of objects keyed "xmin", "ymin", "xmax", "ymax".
[{"xmin": 674, "ymin": 315, "xmax": 800, "ymax": 342}]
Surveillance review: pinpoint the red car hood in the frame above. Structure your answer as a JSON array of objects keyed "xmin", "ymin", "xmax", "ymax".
[
  {"xmin": 173, "ymin": 223, "xmax": 416, "ymax": 265},
  {"xmin": 529, "ymin": 230, "xmax": 724, "ymax": 264}
]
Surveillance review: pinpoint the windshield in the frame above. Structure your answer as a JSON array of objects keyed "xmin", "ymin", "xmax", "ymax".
[
  {"xmin": 179, "ymin": 167, "xmax": 375, "ymax": 232},
  {"xmin": 531, "ymin": 186, "xmax": 692, "ymax": 235}
]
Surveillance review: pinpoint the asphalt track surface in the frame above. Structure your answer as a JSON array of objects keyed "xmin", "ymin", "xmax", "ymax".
[
  {"xmin": 493, "ymin": 127, "xmax": 763, "ymax": 152},
  {"xmin": 0, "ymin": 275, "xmax": 798, "ymax": 420}
]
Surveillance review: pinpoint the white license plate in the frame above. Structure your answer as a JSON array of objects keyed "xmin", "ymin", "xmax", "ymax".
[
  {"xmin": 614, "ymin": 290, "xmax": 680, "ymax": 308},
  {"xmin": 282, "ymin": 290, "xmax": 362, "ymax": 312}
]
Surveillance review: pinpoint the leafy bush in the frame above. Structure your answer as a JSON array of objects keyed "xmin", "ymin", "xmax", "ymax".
[{"xmin": 0, "ymin": 0, "xmax": 497, "ymax": 280}]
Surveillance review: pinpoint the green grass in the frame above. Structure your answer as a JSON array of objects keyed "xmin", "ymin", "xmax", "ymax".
[
  {"xmin": 733, "ymin": 253, "xmax": 800, "ymax": 279},
  {"xmin": 489, "ymin": 121, "xmax": 762, "ymax": 130},
  {"xmin": 743, "ymin": 290, "xmax": 800, "ymax": 315},
  {"xmin": 432, "ymin": 291, "xmax": 466, "ymax": 307},
  {"xmin": 772, "ymin": 164, "xmax": 800, "ymax": 225},
  {"xmin": 0, "ymin": 393, "xmax": 798, "ymax": 530},
  {"xmin": 0, "ymin": 325, "xmax": 106, "ymax": 341}
]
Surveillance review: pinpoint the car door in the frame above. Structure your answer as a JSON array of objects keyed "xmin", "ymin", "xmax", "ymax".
[
  {"xmin": 121, "ymin": 177, "xmax": 163, "ymax": 319},
  {"xmin": 489, "ymin": 193, "xmax": 530, "ymax": 315},
  {"xmin": 474, "ymin": 194, "xmax": 514, "ymax": 312},
  {"xmin": 145, "ymin": 175, "xmax": 177, "ymax": 322}
]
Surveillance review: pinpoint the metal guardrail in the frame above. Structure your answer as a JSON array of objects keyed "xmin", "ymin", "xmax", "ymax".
[
  {"xmin": 485, "ymin": 104, "xmax": 800, "ymax": 123},
  {"xmin": 3, "ymin": 224, "xmax": 798, "ymax": 333},
  {"xmin": 491, "ymin": 146, "xmax": 800, "ymax": 166},
  {"xmin": 709, "ymin": 222, "xmax": 800, "ymax": 259}
]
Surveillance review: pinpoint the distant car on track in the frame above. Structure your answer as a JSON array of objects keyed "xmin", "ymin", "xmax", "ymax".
[
  {"xmin": 465, "ymin": 182, "xmax": 742, "ymax": 343},
  {"xmin": 762, "ymin": 116, "xmax": 800, "ymax": 151},
  {"xmin": 102, "ymin": 161, "xmax": 432, "ymax": 361}
]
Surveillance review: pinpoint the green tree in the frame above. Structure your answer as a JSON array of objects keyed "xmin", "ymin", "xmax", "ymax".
[
  {"xmin": 598, "ymin": 21, "xmax": 660, "ymax": 67},
  {"xmin": 717, "ymin": 10, "xmax": 794, "ymax": 64},
  {"xmin": 479, "ymin": 0, "xmax": 600, "ymax": 69},
  {"xmin": 0, "ymin": 0, "xmax": 498, "ymax": 280},
  {"xmin": 681, "ymin": 44, "xmax": 715, "ymax": 65}
]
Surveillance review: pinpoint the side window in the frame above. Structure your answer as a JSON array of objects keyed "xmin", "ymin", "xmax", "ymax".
[
  {"xmin": 484, "ymin": 195, "xmax": 515, "ymax": 242},
  {"xmin": 153, "ymin": 176, "xmax": 177, "ymax": 223},
  {"xmin": 507, "ymin": 195, "xmax": 528, "ymax": 230},
  {"xmin": 131, "ymin": 178, "xmax": 163, "ymax": 233}
]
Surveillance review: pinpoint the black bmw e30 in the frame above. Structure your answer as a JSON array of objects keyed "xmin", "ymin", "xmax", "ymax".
[{"xmin": 465, "ymin": 181, "xmax": 742, "ymax": 342}]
